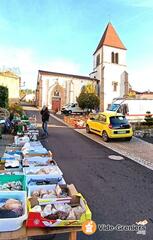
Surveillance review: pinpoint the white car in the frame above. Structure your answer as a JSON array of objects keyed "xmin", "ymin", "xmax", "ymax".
[{"xmin": 61, "ymin": 103, "xmax": 88, "ymax": 114}]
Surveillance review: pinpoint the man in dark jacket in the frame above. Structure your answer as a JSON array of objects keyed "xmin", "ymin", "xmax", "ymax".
[{"xmin": 40, "ymin": 106, "xmax": 50, "ymax": 136}]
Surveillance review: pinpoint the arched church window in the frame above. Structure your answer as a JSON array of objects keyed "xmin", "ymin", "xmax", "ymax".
[
  {"xmin": 54, "ymin": 90, "xmax": 60, "ymax": 96},
  {"xmin": 111, "ymin": 52, "xmax": 114, "ymax": 63},
  {"xmin": 96, "ymin": 54, "xmax": 100, "ymax": 67}
]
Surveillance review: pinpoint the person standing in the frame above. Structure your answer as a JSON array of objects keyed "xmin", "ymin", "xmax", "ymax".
[{"xmin": 40, "ymin": 105, "xmax": 50, "ymax": 136}]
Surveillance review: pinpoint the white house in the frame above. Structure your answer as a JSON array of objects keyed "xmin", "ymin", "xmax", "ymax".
[{"xmin": 90, "ymin": 22, "xmax": 129, "ymax": 111}]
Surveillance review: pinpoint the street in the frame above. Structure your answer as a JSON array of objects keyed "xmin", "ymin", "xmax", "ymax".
[{"xmin": 28, "ymin": 108, "xmax": 153, "ymax": 240}]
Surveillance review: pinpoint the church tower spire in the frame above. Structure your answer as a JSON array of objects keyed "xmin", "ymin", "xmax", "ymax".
[
  {"xmin": 94, "ymin": 22, "xmax": 126, "ymax": 55},
  {"xmin": 90, "ymin": 23, "xmax": 128, "ymax": 111}
]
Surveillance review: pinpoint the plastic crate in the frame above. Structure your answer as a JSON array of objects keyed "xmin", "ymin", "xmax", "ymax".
[
  {"xmin": 0, "ymin": 191, "xmax": 27, "ymax": 232},
  {"xmin": 0, "ymin": 174, "xmax": 26, "ymax": 191}
]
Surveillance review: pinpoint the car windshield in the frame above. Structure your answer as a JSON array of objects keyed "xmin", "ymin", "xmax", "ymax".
[
  {"xmin": 62, "ymin": 104, "xmax": 70, "ymax": 109},
  {"xmin": 108, "ymin": 104, "xmax": 120, "ymax": 111},
  {"xmin": 110, "ymin": 116, "xmax": 128, "ymax": 127}
]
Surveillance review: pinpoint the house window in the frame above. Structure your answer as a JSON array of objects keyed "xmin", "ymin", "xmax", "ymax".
[
  {"xmin": 112, "ymin": 81, "xmax": 118, "ymax": 92},
  {"xmin": 111, "ymin": 52, "xmax": 114, "ymax": 63},
  {"xmin": 96, "ymin": 54, "xmax": 100, "ymax": 67}
]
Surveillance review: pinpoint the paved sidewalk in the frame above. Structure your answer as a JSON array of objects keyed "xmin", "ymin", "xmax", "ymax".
[
  {"xmin": 50, "ymin": 113, "xmax": 153, "ymax": 171},
  {"xmin": 76, "ymin": 128, "xmax": 153, "ymax": 170}
]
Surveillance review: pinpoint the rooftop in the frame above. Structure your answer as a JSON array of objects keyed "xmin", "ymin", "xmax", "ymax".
[
  {"xmin": 38, "ymin": 70, "xmax": 99, "ymax": 81},
  {"xmin": 94, "ymin": 22, "xmax": 127, "ymax": 54}
]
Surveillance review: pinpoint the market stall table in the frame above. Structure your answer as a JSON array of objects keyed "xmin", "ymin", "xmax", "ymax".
[{"xmin": 0, "ymin": 223, "xmax": 82, "ymax": 240}]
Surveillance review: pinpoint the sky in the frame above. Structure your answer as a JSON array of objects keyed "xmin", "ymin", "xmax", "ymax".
[{"xmin": 0, "ymin": 0, "xmax": 153, "ymax": 91}]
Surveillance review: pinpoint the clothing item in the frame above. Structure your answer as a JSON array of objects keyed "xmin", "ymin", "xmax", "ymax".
[
  {"xmin": 42, "ymin": 121, "xmax": 48, "ymax": 136},
  {"xmin": 40, "ymin": 108, "xmax": 50, "ymax": 122},
  {"xmin": 40, "ymin": 107, "xmax": 50, "ymax": 136}
]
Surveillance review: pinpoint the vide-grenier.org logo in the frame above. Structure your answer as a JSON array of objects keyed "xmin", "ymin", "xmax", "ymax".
[
  {"xmin": 82, "ymin": 220, "xmax": 97, "ymax": 235},
  {"xmin": 82, "ymin": 221, "xmax": 146, "ymax": 236}
]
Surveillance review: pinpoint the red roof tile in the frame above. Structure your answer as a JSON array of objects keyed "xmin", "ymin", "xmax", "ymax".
[{"xmin": 94, "ymin": 23, "xmax": 127, "ymax": 54}]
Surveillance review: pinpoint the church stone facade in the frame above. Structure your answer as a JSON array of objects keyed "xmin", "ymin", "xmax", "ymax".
[{"xmin": 36, "ymin": 71, "xmax": 98, "ymax": 111}]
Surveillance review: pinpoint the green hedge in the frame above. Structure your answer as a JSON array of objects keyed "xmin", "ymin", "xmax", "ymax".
[{"xmin": 0, "ymin": 86, "xmax": 8, "ymax": 108}]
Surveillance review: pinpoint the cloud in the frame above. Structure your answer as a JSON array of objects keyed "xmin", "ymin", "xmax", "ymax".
[
  {"xmin": 42, "ymin": 59, "xmax": 81, "ymax": 75},
  {"xmin": 131, "ymin": 0, "xmax": 153, "ymax": 7},
  {"xmin": 0, "ymin": 47, "xmax": 38, "ymax": 89},
  {"xmin": 119, "ymin": 0, "xmax": 153, "ymax": 8},
  {"xmin": 0, "ymin": 49, "xmax": 83, "ymax": 89},
  {"xmin": 129, "ymin": 65, "xmax": 153, "ymax": 91}
]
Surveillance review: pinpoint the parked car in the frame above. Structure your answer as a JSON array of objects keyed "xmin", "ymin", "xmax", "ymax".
[
  {"xmin": 61, "ymin": 104, "xmax": 71, "ymax": 113},
  {"xmin": 61, "ymin": 103, "xmax": 88, "ymax": 115},
  {"xmin": 86, "ymin": 111, "xmax": 133, "ymax": 142}
]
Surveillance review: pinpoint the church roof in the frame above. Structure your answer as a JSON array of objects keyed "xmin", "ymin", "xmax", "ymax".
[
  {"xmin": 38, "ymin": 70, "xmax": 99, "ymax": 81},
  {"xmin": 94, "ymin": 23, "xmax": 127, "ymax": 55}
]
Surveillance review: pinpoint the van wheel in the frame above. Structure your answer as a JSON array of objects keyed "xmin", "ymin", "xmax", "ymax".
[
  {"xmin": 86, "ymin": 125, "xmax": 91, "ymax": 133},
  {"xmin": 102, "ymin": 131, "xmax": 109, "ymax": 142}
]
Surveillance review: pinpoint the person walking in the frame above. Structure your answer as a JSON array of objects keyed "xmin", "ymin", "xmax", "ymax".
[{"xmin": 40, "ymin": 105, "xmax": 50, "ymax": 137}]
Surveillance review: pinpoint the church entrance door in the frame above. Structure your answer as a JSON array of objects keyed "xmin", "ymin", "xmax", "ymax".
[{"xmin": 52, "ymin": 97, "xmax": 61, "ymax": 112}]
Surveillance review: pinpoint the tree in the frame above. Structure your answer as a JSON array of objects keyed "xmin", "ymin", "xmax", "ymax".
[
  {"xmin": 81, "ymin": 83, "xmax": 96, "ymax": 94},
  {"xmin": 145, "ymin": 111, "xmax": 153, "ymax": 126},
  {"xmin": 20, "ymin": 89, "xmax": 35, "ymax": 97},
  {"xmin": 0, "ymin": 86, "xmax": 8, "ymax": 108},
  {"xmin": 77, "ymin": 84, "xmax": 100, "ymax": 111}
]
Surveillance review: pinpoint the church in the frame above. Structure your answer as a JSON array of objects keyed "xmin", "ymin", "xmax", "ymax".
[{"xmin": 36, "ymin": 22, "xmax": 129, "ymax": 111}]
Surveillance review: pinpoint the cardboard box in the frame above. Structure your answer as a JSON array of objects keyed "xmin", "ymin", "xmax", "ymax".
[
  {"xmin": 23, "ymin": 150, "xmax": 52, "ymax": 158},
  {"xmin": 26, "ymin": 193, "xmax": 91, "ymax": 228},
  {"xmin": 5, "ymin": 146, "xmax": 22, "ymax": 151},
  {"xmin": 28, "ymin": 184, "xmax": 78, "ymax": 203}
]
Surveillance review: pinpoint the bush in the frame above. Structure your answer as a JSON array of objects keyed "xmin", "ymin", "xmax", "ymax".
[
  {"xmin": 77, "ymin": 92, "xmax": 100, "ymax": 111},
  {"xmin": 0, "ymin": 86, "xmax": 8, "ymax": 108},
  {"xmin": 145, "ymin": 111, "xmax": 153, "ymax": 126}
]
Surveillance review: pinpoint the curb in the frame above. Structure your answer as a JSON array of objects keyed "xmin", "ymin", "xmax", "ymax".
[{"xmin": 50, "ymin": 114, "xmax": 73, "ymax": 129}]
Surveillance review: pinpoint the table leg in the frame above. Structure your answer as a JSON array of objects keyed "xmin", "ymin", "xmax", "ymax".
[{"xmin": 69, "ymin": 231, "xmax": 77, "ymax": 240}]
